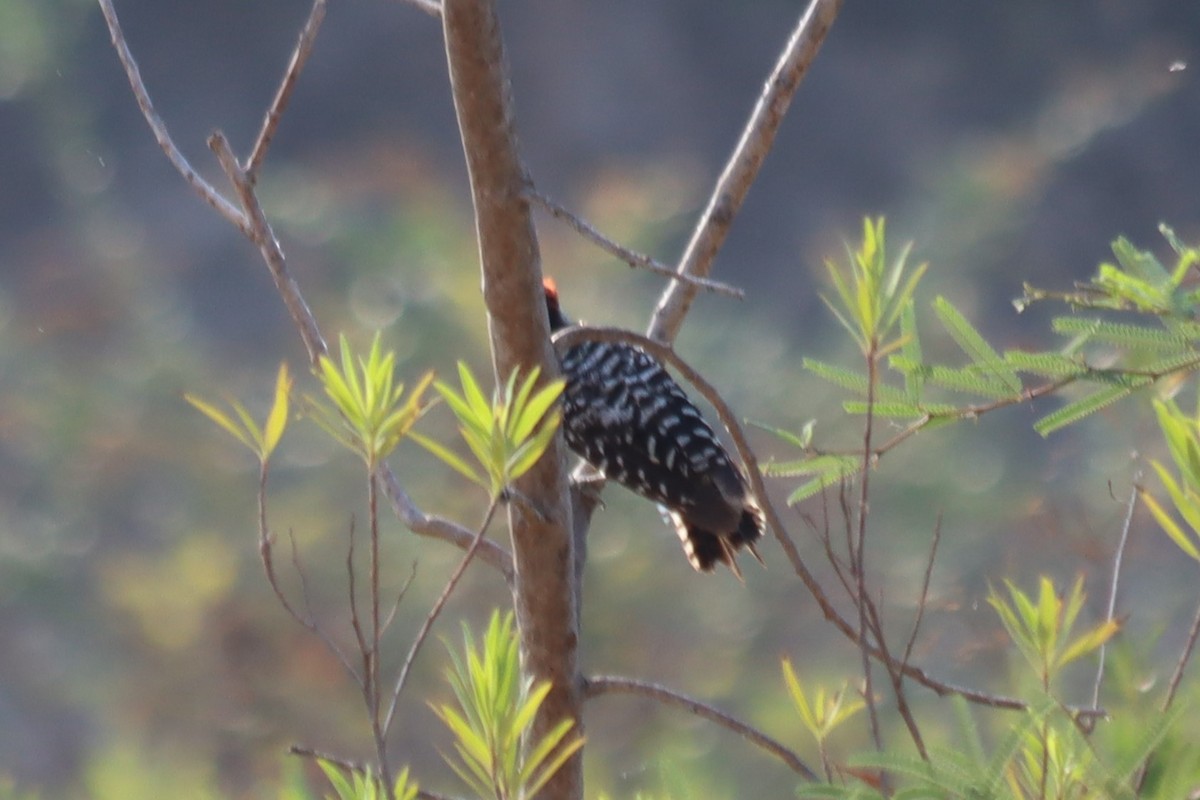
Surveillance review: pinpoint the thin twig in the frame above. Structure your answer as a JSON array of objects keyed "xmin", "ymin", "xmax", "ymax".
[
  {"xmin": 552, "ymin": 325, "xmax": 1108, "ymax": 720},
  {"xmin": 524, "ymin": 188, "xmax": 745, "ymax": 299},
  {"xmin": 584, "ymin": 675, "xmax": 817, "ymax": 780},
  {"xmin": 1161, "ymin": 599, "xmax": 1200, "ymax": 712},
  {"xmin": 96, "ymin": 0, "xmax": 252, "ymax": 236},
  {"xmin": 903, "ymin": 515, "xmax": 942, "ymax": 670},
  {"xmin": 382, "ymin": 561, "xmax": 420, "ymax": 636},
  {"xmin": 346, "ymin": 516, "xmax": 371, "ymax": 681},
  {"xmin": 290, "ymin": 744, "xmax": 367, "ymax": 774},
  {"xmin": 246, "ymin": 0, "xmax": 327, "ymax": 180},
  {"xmin": 383, "ymin": 498, "xmax": 503, "ymax": 735},
  {"xmin": 287, "ymin": 527, "xmax": 363, "ymax": 687},
  {"xmin": 648, "ymin": 0, "xmax": 844, "ymax": 343},
  {"xmin": 208, "ymin": 131, "xmax": 328, "ymax": 365},
  {"xmin": 1089, "ymin": 479, "xmax": 1138, "ymax": 718},
  {"xmin": 853, "ymin": 351, "xmax": 884, "ymax": 755}
]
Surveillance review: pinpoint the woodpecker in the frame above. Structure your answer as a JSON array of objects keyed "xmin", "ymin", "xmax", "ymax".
[{"xmin": 544, "ymin": 278, "xmax": 764, "ymax": 576}]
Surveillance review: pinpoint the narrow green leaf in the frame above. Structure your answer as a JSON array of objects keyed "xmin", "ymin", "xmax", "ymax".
[
  {"xmin": 506, "ymin": 411, "xmax": 561, "ymax": 483},
  {"xmin": 510, "ymin": 377, "xmax": 564, "ymax": 445},
  {"xmin": 184, "ymin": 394, "xmax": 258, "ymax": 454},
  {"xmin": 1058, "ymin": 618, "xmax": 1120, "ymax": 669},
  {"xmin": 456, "ymin": 361, "xmax": 492, "ymax": 423},
  {"xmin": 229, "ymin": 400, "xmax": 266, "ymax": 451},
  {"xmin": 786, "ymin": 470, "xmax": 855, "ymax": 505},
  {"xmin": 1141, "ymin": 481, "xmax": 1200, "ymax": 562},
  {"xmin": 1051, "ymin": 317, "xmax": 1188, "ymax": 350},
  {"xmin": 842, "ymin": 401, "xmax": 931, "ymax": 418},
  {"xmin": 934, "ymin": 296, "xmax": 1022, "ymax": 392},
  {"xmin": 923, "ymin": 364, "xmax": 1012, "ymax": 399},
  {"xmin": 1004, "ymin": 350, "xmax": 1087, "ymax": 378},
  {"xmin": 524, "ymin": 726, "xmax": 585, "ymax": 799},
  {"xmin": 747, "ymin": 418, "xmax": 814, "ymax": 450},
  {"xmin": 899, "ymin": 301, "xmax": 924, "ymax": 403},
  {"xmin": 804, "ymin": 358, "xmax": 910, "ymax": 403},
  {"xmin": 410, "ymin": 431, "xmax": 486, "ymax": 488},
  {"xmin": 263, "ymin": 362, "xmax": 292, "ymax": 458},
  {"xmin": 1034, "ymin": 384, "xmax": 1134, "ymax": 436}
]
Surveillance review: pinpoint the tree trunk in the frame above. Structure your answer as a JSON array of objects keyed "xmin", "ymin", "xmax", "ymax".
[{"xmin": 441, "ymin": 1, "xmax": 583, "ymax": 798}]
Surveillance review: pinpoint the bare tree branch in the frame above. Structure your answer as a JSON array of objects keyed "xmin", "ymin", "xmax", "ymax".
[
  {"xmin": 524, "ymin": 188, "xmax": 745, "ymax": 299},
  {"xmin": 96, "ymin": 0, "xmax": 252, "ymax": 236},
  {"xmin": 246, "ymin": 0, "xmax": 327, "ymax": 180},
  {"xmin": 584, "ymin": 675, "xmax": 816, "ymax": 781},
  {"xmin": 209, "ymin": 131, "xmax": 328, "ymax": 365},
  {"xmin": 647, "ymin": 0, "xmax": 843, "ymax": 343}
]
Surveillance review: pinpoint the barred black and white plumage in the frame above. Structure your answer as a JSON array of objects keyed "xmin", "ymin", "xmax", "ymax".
[{"xmin": 544, "ymin": 278, "xmax": 764, "ymax": 576}]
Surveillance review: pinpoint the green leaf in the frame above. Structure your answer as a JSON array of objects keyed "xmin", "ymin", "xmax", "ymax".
[
  {"xmin": 410, "ymin": 431, "xmax": 485, "ymax": 487},
  {"xmin": 1034, "ymin": 384, "xmax": 1135, "ymax": 436},
  {"xmin": 1004, "ymin": 350, "xmax": 1086, "ymax": 378},
  {"xmin": 1051, "ymin": 317, "xmax": 1189, "ymax": 350},
  {"xmin": 184, "ymin": 394, "xmax": 258, "ymax": 454},
  {"xmin": 263, "ymin": 362, "xmax": 292, "ymax": 458},
  {"xmin": 842, "ymin": 401, "xmax": 935, "ymax": 418},
  {"xmin": 934, "ymin": 296, "xmax": 1022, "ymax": 393},
  {"xmin": 1140, "ymin": 480, "xmax": 1200, "ymax": 562}
]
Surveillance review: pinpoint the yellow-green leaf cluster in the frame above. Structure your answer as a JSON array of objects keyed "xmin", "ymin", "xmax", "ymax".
[
  {"xmin": 782, "ymin": 658, "xmax": 864, "ymax": 744},
  {"xmin": 822, "ymin": 216, "xmax": 926, "ymax": 357},
  {"xmin": 413, "ymin": 363, "xmax": 564, "ymax": 499},
  {"xmin": 432, "ymin": 611, "xmax": 584, "ymax": 800},
  {"xmin": 1143, "ymin": 398, "xmax": 1200, "ymax": 563},
  {"xmin": 307, "ymin": 333, "xmax": 434, "ymax": 469},
  {"xmin": 987, "ymin": 576, "xmax": 1119, "ymax": 689},
  {"xmin": 184, "ymin": 362, "xmax": 292, "ymax": 464},
  {"xmin": 317, "ymin": 759, "xmax": 418, "ymax": 800}
]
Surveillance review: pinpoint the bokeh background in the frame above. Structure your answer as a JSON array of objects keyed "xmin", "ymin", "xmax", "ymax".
[{"xmin": 2, "ymin": 0, "xmax": 1199, "ymax": 797}]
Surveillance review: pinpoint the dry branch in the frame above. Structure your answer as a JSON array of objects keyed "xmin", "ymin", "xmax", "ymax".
[
  {"xmin": 584, "ymin": 675, "xmax": 817, "ymax": 781},
  {"xmin": 648, "ymin": 0, "xmax": 844, "ymax": 343}
]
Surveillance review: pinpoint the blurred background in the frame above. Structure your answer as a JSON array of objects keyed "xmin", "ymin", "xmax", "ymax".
[{"xmin": 1, "ymin": 0, "xmax": 1198, "ymax": 796}]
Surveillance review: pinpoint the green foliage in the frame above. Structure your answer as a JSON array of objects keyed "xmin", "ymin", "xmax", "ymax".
[
  {"xmin": 185, "ymin": 362, "xmax": 292, "ymax": 464},
  {"xmin": 306, "ymin": 332, "xmax": 435, "ymax": 469},
  {"xmin": 412, "ymin": 362, "xmax": 564, "ymax": 498},
  {"xmin": 822, "ymin": 216, "xmax": 927, "ymax": 356},
  {"xmin": 782, "ymin": 659, "xmax": 865, "ymax": 745},
  {"xmin": 1142, "ymin": 397, "xmax": 1200, "ymax": 562},
  {"xmin": 316, "ymin": 760, "xmax": 418, "ymax": 800},
  {"xmin": 431, "ymin": 610, "xmax": 584, "ymax": 800},
  {"xmin": 987, "ymin": 576, "xmax": 1119, "ymax": 690},
  {"xmin": 795, "ymin": 695, "xmax": 1189, "ymax": 800}
]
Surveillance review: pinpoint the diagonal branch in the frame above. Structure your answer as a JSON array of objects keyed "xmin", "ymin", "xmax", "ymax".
[
  {"xmin": 524, "ymin": 188, "xmax": 745, "ymax": 299},
  {"xmin": 647, "ymin": 0, "xmax": 843, "ymax": 344},
  {"xmin": 97, "ymin": 0, "xmax": 252, "ymax": 236},
  {"xmin": 584, "ymin": 675, "xmax": 816, "ymax": 781},
  {"xmin": 245, "ymin": 0, "xmax": 327, "ymax": 180}
]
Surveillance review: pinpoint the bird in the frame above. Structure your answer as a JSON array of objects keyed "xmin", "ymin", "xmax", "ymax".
[{"xmin": 543, "ymin": 277, "xmax": 764, "ymax": 576}]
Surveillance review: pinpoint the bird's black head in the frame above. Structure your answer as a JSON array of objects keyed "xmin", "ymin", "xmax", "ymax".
[{"xmin": 543, "ymin": 277, "xmax": 571, "ymax": 332}]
